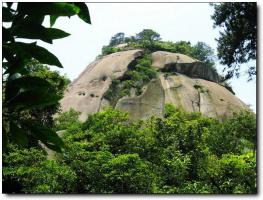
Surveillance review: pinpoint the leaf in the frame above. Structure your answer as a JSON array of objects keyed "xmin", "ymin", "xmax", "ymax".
[
  {"xmin": 47, "ymin": 28, "xmax": 71, "ymax": 40},
  {"xmin": 6, "ymin": 2, "xmax": 13, "ymax": 8},
  {"xmin": 3, "ymin": 55, "xmax": 28, "ymax": 76},
  {"xmin": 50, "ymin": 15, "xmax": 59, "ymax": 27},
  {"xmin": 25, "ymin": 14, "xmax": 45, "ymax": 25},
  {"xmin": 43, "ymin": 143, "xmax": 62, "ymax": 153},
  {"xmin": 27, "ymin": 43, "xmax": 63, "ymax": 68},
  {"xmin": 23, "ymin": 120, "xmax": 64, "ymax": 152},
  {"xmin": 13, "ymin": 23, "xmax": 51, "ymax": 44},
  {"xmin": 74, "ymin": 3, "xmax": 91, "ymax": 24},
  {"xmin": 2, "ymin": 6, "xmax": 14, "ymax": 22},
  {"xmin": 4, "ymin": 42, "xmax": 63, "ymax": 68},
  {"xmin": 17, "ymin": 2, "xmax": 80, "ymax": 17},
  {"xmin": 6, "ymin": 76, "xmax": 61, "ymax": 109},
  {"xmin": 13, "ymin": 20, "xmax": 70, "ymax": 44},
  {"xmin": 10, "ymin": 122, "xmax": 28, "ymax": 147},
  {"xmin": 2, "ymin": 27, "xmax": 14, "ymax": 43},
  {"xmin": 8, "ymin": 88, "xmax": 60, "ymax": 109},
  {"xmin": 8, "ymin": 76, "xmax": 53, "ymax": 91}
]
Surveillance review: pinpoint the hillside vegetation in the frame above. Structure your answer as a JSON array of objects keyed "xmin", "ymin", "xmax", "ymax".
[{"xmin": 3, "ymin": 105, "xmax": 256, "ymax": 194}]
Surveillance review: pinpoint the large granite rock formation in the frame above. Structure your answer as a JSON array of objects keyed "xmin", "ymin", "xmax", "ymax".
[{"xmin": 60, "ymin": 50, "xmax": 249, "ymax": 121}]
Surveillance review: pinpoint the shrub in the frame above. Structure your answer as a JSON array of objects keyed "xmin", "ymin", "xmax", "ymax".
[{"xmin": 103, "ymin": 54, "xmax": 157, "ymax": 105}]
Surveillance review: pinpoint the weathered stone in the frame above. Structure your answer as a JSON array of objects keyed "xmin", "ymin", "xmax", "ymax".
[
  {"xmin": 151, "ymin": 51, "xmax": 219, "ymax": 83},
  {"xmin": 115, "ymin": 78, "xmax": 165, "ymax": 120},
  {"xmin": 60, "ymin": 50, "xmax": 250, "ymax": 121},
  {"xmin": 60, "ymin": 49, "xmax": 143, "ymax": 121},
  {"xmin": 159, "ymin": 73, "xmax": 248, "ymax": 120}
]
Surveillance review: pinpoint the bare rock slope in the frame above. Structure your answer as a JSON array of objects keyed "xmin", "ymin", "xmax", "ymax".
[{"xmin": 60, "ymin": 50, "xmax": 249, "ymax": 121}]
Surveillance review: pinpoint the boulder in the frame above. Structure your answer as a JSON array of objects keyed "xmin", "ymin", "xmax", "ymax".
[{"xmin": 60, "ymin": 50, "xmax": 250, "ymax": 121}]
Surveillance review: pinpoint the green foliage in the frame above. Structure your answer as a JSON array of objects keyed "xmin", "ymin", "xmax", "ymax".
[
  {"xmin": 3, "ymin": 145, "xmax": 76, "ymax": 193},
  {"xmin": 102, "ymin": 154, "xmax": 156, "ymax": 193},
  {"xmin": 159, "ymin": 149, "xmax": 191, "ymax": 186},
  {"xmin": 25, "ymin": 60, "xmax": 71, "ymax": 97},
  {"xmin": 199, "ymin": 152, "xmax": 256, "ymax": 194},
  {"xmin": 25, "ymin": 60, "xmax": 71, "ymax": 127},
  {"xmin": 3, "ymin": 61, "xmax": 70, "ymax": 150},
  {"xmin": 3, "ymin": 105, "xmax": 256, "ymax": 194},
  {"xmin": 135, "ymin": 29, "xmax": 161, "ymax": 42},
  {"xmin": 207, "ymin": 111, "xmax": 256, "ymax": 156},
  {"xmin": 2, "ymin": 2, "xmax": 91, "ymax": 152},
  {"xmin": 211, "ymin": 2, "xmax": 257, "ymax": 80},
  {"xmin": 164, "ymin": 103, "xmax": 178, "ymax": 117},
  {"xmin": 55, "ymin": 108, "xmax": 81, "ymax": 131},
  {"xmin": 101, "ymin": 46, "xmax": 122, "ymax": 57},
  {"xmin": 193, "ymin": 84, "xmax": 209, "ymax": 93},
  {"xmin": 191, "ymin": 42, "xmax": 216, "ymax": 69},
  {"xmin": 103, "ymin": 54, "xmax": 157, "ymax": 105},
  {"xmin": 100, "ymin": 29, "xmax": 216, "ymax": 72},
  {"xmin": 109, "ymin": 32, "xmax": 125, "ymax": 46}
]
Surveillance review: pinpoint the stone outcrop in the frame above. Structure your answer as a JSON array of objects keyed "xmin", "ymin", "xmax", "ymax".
[
  {"xmin": 60, "ymin": 49, "xmax": 143, "ymax": 120},
  {"xmin": 60, "ymin": 49, "xmax": 250, "ymax": 121},
  {"xmin": 152, "ymin": 51, "xmax": 219, "ymax": 83},
  {"xmin": 158, "ymin": 74, "xmax": 248, "ymax": 120},
  {"xmin": 115, "ymin": 78, "xmax": 165, "ymax": 121}
]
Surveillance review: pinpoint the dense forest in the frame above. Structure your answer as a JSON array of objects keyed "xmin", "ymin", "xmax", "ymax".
[
  {"xmin": 3, "ymin": 105, "xmax": 256, "ymax": 193},
  {"xmin": 2, "ymin": 2, "xmax": 257, "ymax": 194}
]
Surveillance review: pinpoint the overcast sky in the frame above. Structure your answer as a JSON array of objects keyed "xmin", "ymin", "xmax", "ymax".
[{"xmin": 37, "ymin": 2, "xmax": 256, "ymax": 112}]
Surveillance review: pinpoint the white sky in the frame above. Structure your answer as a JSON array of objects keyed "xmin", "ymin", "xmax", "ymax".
[{"xmin": 35, "ymin": 3, "xmax": 257, "ymax": 112}]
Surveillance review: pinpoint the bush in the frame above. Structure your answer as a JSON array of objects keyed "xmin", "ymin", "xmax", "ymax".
[
  {"xmin": 3, "ymin": 145, "xmax": 76, "ymax": 193},
  {"xmin": 103, "ymin": 54, "xmax": 157, "ymax": 105},
  {"xmin": 55, "ymin": 108, "xmax": 81, "ymax": 131},
  {"xmin": 102, "ymin": 154, "xmax": 156, "ymax": 193}
]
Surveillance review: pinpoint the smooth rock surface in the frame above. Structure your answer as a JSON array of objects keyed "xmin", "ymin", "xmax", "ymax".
[
  {"xmin": 159, "ymin": 74, "xmax": 248, "ymax": 120},
  {"xmin": 60, "ymin": 50, "xmax": 143, "ymax": 121},
  {"xmin": 60, "ymin": 49, "xmax": 250, "ymax": 121}
]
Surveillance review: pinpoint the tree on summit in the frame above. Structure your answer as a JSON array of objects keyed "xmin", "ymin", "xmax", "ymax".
[
  {"xmin": 135, "ymin": 29, "xmax": 161, "ymax": 42},
  {"xmin": 109, "ymin": 32, "xmax": 125, "ymax": 46}
]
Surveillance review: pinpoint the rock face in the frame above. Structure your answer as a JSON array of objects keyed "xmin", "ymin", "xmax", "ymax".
[
  {"xmin": 152, "ymin": 51, "xmax": 219, "ymax": 83},
  {"xmin": 115, "ymin": 78, "xmax": 165, "ymax": 121},
  {"xmin": 60, "ymin": 50, "xmax": 143, "ymax": 120},
  {"xmin": 60, "ymin": 50, "xmax": 249, "ymax": 121}
]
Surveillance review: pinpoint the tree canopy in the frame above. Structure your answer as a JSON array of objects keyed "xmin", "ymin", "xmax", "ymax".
[
  {"xmin": 135, "ymin": 29, "xmax": 161, "ymax": 42},
  {"xmin": 211, "ymin": 2, "xmax": 257, "ymax": 80},
  {"xmin": 109, "ymin": 32, "xmax": 125, "ymax": 46},
  {"xmin": 3, "ymin": 106, "xmax": 256, "ymax": 194}
]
